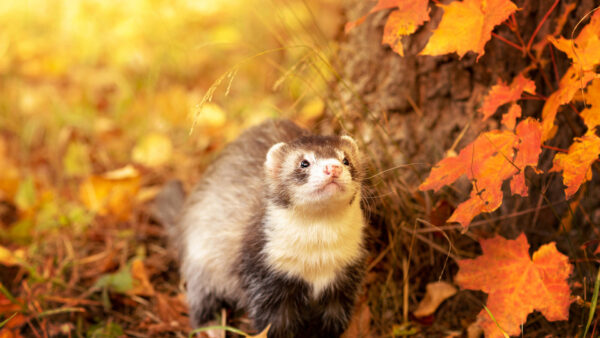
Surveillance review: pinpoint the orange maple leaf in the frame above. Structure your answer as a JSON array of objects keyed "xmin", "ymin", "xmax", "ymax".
[
  {"xmin": 420, "ymin": 0, "xmax": 517, "ymax": 59},
  {"xmin": 540, "ymin": 66, "xmax": 596, "ymax": 141},
  {"xmin": 510, "ymin": 118, "xmax": 542, "ymax": 197},
  {"xmin": 420, "ymin": 130, "xmax": 518, "ymax": 227},
  {"xmin": 455, "ymin": 233, "xmax": 573, "ymax": 338},
  {"xmin": 550, "ymin": 131, "xmax": 600, "ymax": 199},
  {"xmin": 549, "ymin": 9, "xmax": 600, "ymax": 72},
  {"xmin": 501, "ymin": 103, "xmax": 521, "ymax": 130},
  {"xmin": 382, "ymin": 0, "xmax": 430, "ymax": 56},
  {"xmin": 420, "ymin": 119, "xmax": 542, "ymax": 227},
  {"xmin": 580, "ymin": 78, "xmax": 600, "ymax": 131},
  {"xmin": 480, "ymin": 74, "xmax": 536, "ymax": 121}
]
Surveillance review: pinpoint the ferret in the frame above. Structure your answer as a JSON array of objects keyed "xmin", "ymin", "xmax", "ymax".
[{"xmin": 155, "ymin": 119, "xmax": 366, "ymax": 337}]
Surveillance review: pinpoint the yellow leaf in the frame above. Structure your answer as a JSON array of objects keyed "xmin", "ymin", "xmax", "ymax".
[
  {"xmin": 79, "ymin": 165, "xmax": 141, "ymax": 220},
  {"xmin": 131, "ymin": 133, "xmax": 173, "ymax": 168},
  {"xmin": 413, "ymin": 281, "xmax": 457, "ymax": 317},
  {"xmin": 128, "ymin": 258, "xmax": 154, "ymax": 296},
  {"xmin": 297, "ymin": 97, "xmax": 325, "ymax": 124},
  {"xmin": 0, "ymin": 138, "xmax": 20, "ymax": 201},
  {"xmin": 0, "ymin": 246, "xmax": 25, "ymax": 267},
  {"xmin": 193, "ymin": 103, "xmax": 227, "ymax": 131}
]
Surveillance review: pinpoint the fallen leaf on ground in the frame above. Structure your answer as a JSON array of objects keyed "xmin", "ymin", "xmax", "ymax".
[
  {"xmin": 132, "ymin": 132, "xmax": 173, "ymax": 168},
  {"xmin": 413, "ymin": 281, "xmax": 457, "ymax": 318},
  {"xmin": 0, "ymin": 246, "xmax": 25, "ymax": 267},
  {"xmin": 455, "ymin": 233, "xmax": 572, "ymax": 338},
  {"xmin": 0, "ymin": 138, "xmax": 20, "ymax": 202},
  {"xmin": 342, "ymin": 296, "xmax": 371, "ymax": 337},
  {"xmin": 79, "ymin": 165, "xmax": 141, "ymax": 220},
  {"xmin": 129, "ymin": 258, "xmax": 155, "ymax": 296},
  {"xmin": 420, "ymin": 0, "xmax": 517, "ymax": 59}
]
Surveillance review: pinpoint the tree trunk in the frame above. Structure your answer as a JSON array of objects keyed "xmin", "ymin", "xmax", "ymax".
[{"xmin": 329, "ymin": 0, "xmax": 598, "ymax": 335}]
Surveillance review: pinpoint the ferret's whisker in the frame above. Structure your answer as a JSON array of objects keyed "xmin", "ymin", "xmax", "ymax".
[{"xmin": 365, "ymin": 162, "xmax": 428, "ymax": 180}]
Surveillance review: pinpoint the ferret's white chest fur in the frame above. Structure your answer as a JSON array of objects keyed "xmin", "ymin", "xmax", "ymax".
[{"xmin": 262, "ymin": 198, "xmax": 365, "ymax": 297}]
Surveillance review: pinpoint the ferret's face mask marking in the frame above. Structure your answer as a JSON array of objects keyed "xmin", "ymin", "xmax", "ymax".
[{"xmin": 265, "ymin": 136, "xmax": 361, "ymax": 209}]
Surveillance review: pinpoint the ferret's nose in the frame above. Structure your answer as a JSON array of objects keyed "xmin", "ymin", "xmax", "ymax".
[{"xmin": 324, "ymin": 164, "xmax": 342, "ymax": 178}]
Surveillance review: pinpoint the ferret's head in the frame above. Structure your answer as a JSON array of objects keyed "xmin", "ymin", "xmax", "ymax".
[{"xmin": 264, "ymin": 135, "xmax": 362, "ymax": 211}]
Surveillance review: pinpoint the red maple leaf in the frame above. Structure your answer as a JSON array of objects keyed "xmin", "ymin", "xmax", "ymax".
[
  {"xmin": 480, "ymin": 74, "xmax": 535, "ymax": 121},
  {"xmin": 419, "ymin": 119, "xmax": 542, "ymax": 227},
  {"xmin": 455, "ymin": 233, "xmax": 573, "ymax": 338},
  {"xmin": 501, "ymin": 103, "xmax": 522, "ymax": 130},
  {"xmin": 381, "ymin": 0, "xmax": 430, "ymax": 56}
]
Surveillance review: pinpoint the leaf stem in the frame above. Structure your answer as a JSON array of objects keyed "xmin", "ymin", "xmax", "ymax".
[
  {"xmin": 526, "ymin": 0, "xmax": 560, "ymax": 51},
  {"xmin": 541, "ymin": 144, "xmax": 568, "ymax": 153},
  {"xmin": 491, "ymin": 32, "xmax": 523, "ymax": 52}
]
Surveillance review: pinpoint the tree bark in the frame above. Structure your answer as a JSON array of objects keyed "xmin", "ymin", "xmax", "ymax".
[{"xmin": 330, "ymin": 0, "xmax": 599, "ymax": 335}]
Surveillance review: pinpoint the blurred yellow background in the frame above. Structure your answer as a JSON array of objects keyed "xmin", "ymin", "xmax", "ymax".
[{"xmin": 0, "ymin": 2, "xmax": 344, "ymax": 334}]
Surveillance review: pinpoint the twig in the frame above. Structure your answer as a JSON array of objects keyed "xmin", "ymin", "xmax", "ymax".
[{"xmin": 526, "ymin": 0, "xmax": 560, "ymax": 51}]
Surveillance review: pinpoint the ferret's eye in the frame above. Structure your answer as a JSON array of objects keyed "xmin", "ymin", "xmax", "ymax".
[
  {"xmin": 343, "ymin": 158, "xmax": 350, "ymax": 166},
  {"xmin": 300, "ymin": 160, "xmax": 310, "ymax": 168}
]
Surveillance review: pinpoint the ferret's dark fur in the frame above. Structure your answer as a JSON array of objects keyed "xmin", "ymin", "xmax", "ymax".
[{"xmin": 156, "ymin": 119, "xmax": 366, "ymax": 337}]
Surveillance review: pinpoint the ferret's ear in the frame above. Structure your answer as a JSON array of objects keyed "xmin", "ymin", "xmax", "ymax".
[
  {"xmin": 265, "ymin": 142, "xmax": 286, "ymax": 176},
  {"xmin": 341, "ymin": 135, "xmax": 359, "ymax": 153}
]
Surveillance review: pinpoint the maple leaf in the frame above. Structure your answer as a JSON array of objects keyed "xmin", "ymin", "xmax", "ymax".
[
  {"xmin": 549, "ymin": 9, "xmax": 600, "ymax": 71},
  {"xmin": 381, "ymin": 0, "xmax": 430, "ymax": 56},
  {"xmin": 550, "ymin": 131, "xmax": 600, "ymax": 199},
  {"xmin": 420, "ymin": 119, "xmax": 543, "ymax": 226},
  {"xmin": 480, "ymin": 74, "xmax": 536, "ymax": 121},
  {"xmin": 455, "ymin": 233, "xmax": 573, "ymax": 338},
  {"xmin": 421, "ymin": 130, "xmax": 520, "ymax": 227},
  {"xmin": 540, "ymin": 66, "xmax": 596, "ymax": 141},
  {"xmin": 420, "ymin": 0, "xmax": 517, "ymax": 59},
  {"xmin": 580, "ymin": 78, "xmax": 600, "ymax": 131},
  {"xmin": 509, "ymin": 119, "xmax": 542, "ymax": 197},
  {"xmin": 501, "ymin": 103, "xmax": 521, "ymax": 130}
]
